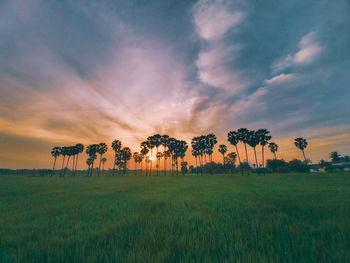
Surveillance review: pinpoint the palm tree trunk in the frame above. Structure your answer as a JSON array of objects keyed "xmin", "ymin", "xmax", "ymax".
[
  {"xmin": 235, "ymin": 145, "xmax": 241, "ymax": 164},
  {"xmin": 74, "ymin": 153, "xmax": 79, "ymax": 176},
  {"xmin": 61, "ymin": 156, "xmax": 66, "ymax": 176},
  {"xmin": 253, "ymin": 147, "xmax": 258, "ymax": 168},
  {"xmin": 64, "ymin": 156, "xmax": 70, "ymax": 176},
  {"xmin": 262, "ymin": 146, "xmax": 265, "ymax": 168},
  {"xmin": 98, "ymin": 154, "xmax": 102, "ymax": 176},
  {"xmin": 244, "ymin": 143, "xmax": 248, "ymax": 162},
  {"xmin": 274, "ymin": 152, "xmax": 277, "ymax": 159},
  {"xmin": 113, "ymin": 153, "xmax": 116, "ymax": 176},
  {"xmin": 302, "ymin": 150, "xmax": 306, "ymax": 162},
  {"xmin": 102, "ymin": 163, "xmax": 105, "ymax": 176},
  {"xmin": 52, "ymin": 157, "xmax": 57, "ymax": 171},
  {"xmin": 71, "ymin": 155, "xmax": 76, "ymax": 176},
  {"xmin": 91, "ymin": 161, "xmax": 94, "ymax": 176}
]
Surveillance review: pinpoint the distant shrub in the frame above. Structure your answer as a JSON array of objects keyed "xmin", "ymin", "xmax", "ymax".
[
  {"xmin": 288, "ymin": 159, "xmax": 309, "ymax": 172},
  {"xmin": 266, "ymin": 159, "xmax": 289, "ymax": 173}
]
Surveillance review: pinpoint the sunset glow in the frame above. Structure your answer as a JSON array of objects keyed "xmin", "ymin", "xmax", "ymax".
[{"xmin": 0, "ymin": 0, "xmax": 349, "ymax": 169}]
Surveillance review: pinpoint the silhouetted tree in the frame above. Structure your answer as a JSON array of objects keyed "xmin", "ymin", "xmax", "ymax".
[
  {"xmin": 51, "ymin": 146, "xmax": 61, "ymax": 172},
  {"xmin": 161, "ymin": 135, "xmax": 170, "ymax": 175},
  {"xmin": 228, "ymin": 131, "xmax": 242, "ymax": 164},
  {"xmin": 247, "ymin": 130, "xmax": 259, "ymax": 168},
  {"xmin": 97, "ymin": 143, "xmax": 108, "ymax": 176},
  {"xmin": 86, "ymin": 144, "xmax": 99, "ymax": 176},
  {"xmin": 73, "ymin": 144, "xmax": 84, "ymax": 176},
  {"xmin": 294, "ymin": 137, "xmax": 308, "ymax": 162},
  {"xmin": 330, "ymin": 151, "xmax": 341, "ymax": 163},
  {"xmin": 111, "ymin": 140, "xmax": 122, "ymax": 176},
  {"xmin": 268, "ymin": 142, "xmax": 278, "ymax": 159},
  {"xmin": 257, "ymin": 129, "xmax": 272, "ymax": 168},
  {"xmin": 218, "ymin": 144, "xmax": 227, "ymax": 164},
  {"xmin": 237, "ymin": 128, "xmax": 251, "ymax": 163}
]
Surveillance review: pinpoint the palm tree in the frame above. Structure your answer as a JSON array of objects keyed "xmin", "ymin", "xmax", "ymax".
[
  {"xmin": 152, "ymin": 134, "xmax": 162, "ymax": 176},
  {"xmin": 237, "ymin": 128, "xmax": 251, "ymax": 163},
  {"xmin": 156, "ymin": 152, "xmax": 164, "ymax": 175},
  {"xmin": 192, "ymin": 148, "xmax": 200, "ymax": 174},
  {"xmin": 51, "ymin": 146, "xmax": 61, "ymax": 172},
  {"xmin": 294, "ymin": 137, "xmax": 308, "ymax": 162},
  {"xmin": 218, "ymin": 144, "xmax": 227, "ymax": 164},
  {"xmin": 63, "ymin": 146, "xmax": 74, "ymax": 176},
  {"xmin": 86, "ymin": 144, "xmax": 99, "ymax": 176},
  {"xmin": 73, "ymin": 144, "xmax": 84, "ymax": 176},
  {"xmin": 247, "ymin": 131, "xmax": 259, "ymax": 168},
  {"xmin": 101, "ymin": 157, "xmax": 107, "ymax": 175},
  {"xmin": 268, "ymin": 142, "xmax": 278, "ymax": 159},
  {"xmin": 173, "ymin": 140, "xmax": 188, "ymax": 176},
  {"xmin": 206, "ymin": 133, "xmax": 217, "ymax": 162},
  {"xmin": 227, "ymin": 131, "xmax": 242, "ymax": 164},
  {"xmin": 60, "ymin": 146, "xmax": 68, "ymax": 175},
  {"xmin": 111, "ymin": 140, "xmax": 122, "ymax": 176},
  {"xmin": 133, "ymin": 152, "xmax": 139, "ymax": 174},
  {"xmin": 161, "ymin": 135, "xmax": 170, "ymax": 175},
  {"xmin": 257, "ymin": 129, "xmax": 272, "ymax": 168},
  {"xmin": 121, "ymin": 147, "xmax": 132, "ymax": 174},
  {"xmin": 86, "ymin": 158, "xmax": 93, "ymax": 176},
  {"xmin": 146, "ymin": 136, "xmax": 155, "ymax": 174},
  {"xmin": 140, "ymin": 145, "xmax": 149, "ymax": 176},
  {"xmin": 97, "ymin": 143, "xmax": 108, "ymax": 176}
]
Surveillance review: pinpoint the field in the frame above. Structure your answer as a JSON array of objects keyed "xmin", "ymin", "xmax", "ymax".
[{"xmin": 1, "ymin": 172, "xmax": 349, "ymax": 263}]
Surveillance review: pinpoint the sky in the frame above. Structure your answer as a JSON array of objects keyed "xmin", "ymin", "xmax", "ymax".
[{"xmin": 0, "ymin": 0, "xmax": 349, "ymax": 169}]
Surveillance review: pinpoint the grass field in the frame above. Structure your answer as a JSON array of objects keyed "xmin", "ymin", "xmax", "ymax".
[{"xmin": 1, "ymin": 173, "xmax": 349, "ymax": 263}]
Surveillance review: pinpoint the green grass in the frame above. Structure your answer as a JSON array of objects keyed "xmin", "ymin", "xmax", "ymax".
[{"xmin": 0, "ymin": 173, "xmax": 349, "ymax": 263}]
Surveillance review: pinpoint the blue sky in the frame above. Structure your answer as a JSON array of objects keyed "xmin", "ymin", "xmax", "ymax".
[{"xmin": 0, "ymin": 0, "xmax": 349, "ymax": 168}]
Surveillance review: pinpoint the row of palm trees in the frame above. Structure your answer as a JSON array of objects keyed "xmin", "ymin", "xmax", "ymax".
[
  {"xmin": 50, "ymin": 144, "xmax": 84, "ymax": 176},
  {"xmin": 50, "ymin": 129, "xmax": 309, "ymax": 175}
]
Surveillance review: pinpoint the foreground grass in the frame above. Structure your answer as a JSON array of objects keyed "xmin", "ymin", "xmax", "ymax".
[{"xmin": 0, "ymin": 173, "xmax": 349, "ymax": 263}]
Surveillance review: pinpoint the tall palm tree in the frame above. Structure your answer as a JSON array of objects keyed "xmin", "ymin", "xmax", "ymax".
[
  {"xmin": 161, "ymin": 135, "xmax": 170, "ymax": 175},
  {"xmin": 206, "ymin": 133, "xmax": 217, "ymax": 162},
  {"xmin": 86, "ymin": 158, "xmax": 93, "ymax": 176},
  {"xmin": 268, "ymin": 142, "xmax": 278, "ymax": 159},
  {"xmin": 97, "ymin": 143, "xmax": 108, "ymax": 176},
  {"xmin": 168, "ymin": 137, "xmax": 177, "ymax": 176},
  {"xmin": 294, "ymin": 137, "xmax": 308, "ymax": 162},
  {"xmin": 121, "ymin": 147, "xmax": 132, "ymax": 174},
  {"xmin": 101, "ymin": 157, "xmax": 107, "ymax": 175},
  {"xmin": 247, "ymin": 131, "xmax": 259, "ymax": 168},
  {"xmin": 173, "ymin": 140, "xmax": 188, "ymax": 176},
  {"xmin": 237, "ymin": 128, "xmax": 251, "ymax": 163},
  {"xmin": 146, "ymin": 136, "xmax": 155, "ymax": 175},
  {"xmin": 63, "ymin": 146, "xmax": 74, "ymax": 176},
  {"xmin": 152, "ymin": 134, "xmax": 162, "ymax": 176},
  {"xmin": 218, "ymin": 144, "xmax": 227, "ymax": 164},
  {"xmin": 133, "ymin": 152, "xmax": 139, "ymax": 174},
  {"xmin": 73, "ymin": 144, "xmax": 84, "ymax": 176},
  {"xmin": 60, "ymin": 146, "xmax": 68, "ymax": 175},
  {"xmin": 86, "ymin": 144, "xmax": 99, "ymax": 176},
  {"xmin": 51, "ymin": 146, "xmax": 61, "ymax": 172},
  {"xmin": 257, "ymin": 129, "xmax": 272, "ymax": 168},
  {"xmin": 227, "ymin": 131, "xmax": 242, "ymax": 164},
  {"xmin": 111, "ymin": 140, "xmax": 122, "ymax": 176},
  {"xmin": 192, "ymin": 148, "xmax": 200, "ymax": 175},
  {"xmin": 140, "ymin": 145, "xmax": 149, "ymax": 176}
]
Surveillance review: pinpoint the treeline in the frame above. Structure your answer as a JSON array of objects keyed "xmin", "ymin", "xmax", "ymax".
[{"xmin": 49, "ymin": 128, "xmax": 315, "ymax": 176}]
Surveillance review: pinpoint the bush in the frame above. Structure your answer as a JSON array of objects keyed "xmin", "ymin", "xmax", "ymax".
[
  {"xmin": 266, "ymin": 159, "xmax": 289, "ymax": 173},
  {"xmin": 288, "ymin": 159, "xmax": 309, "ymax": 172}
]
